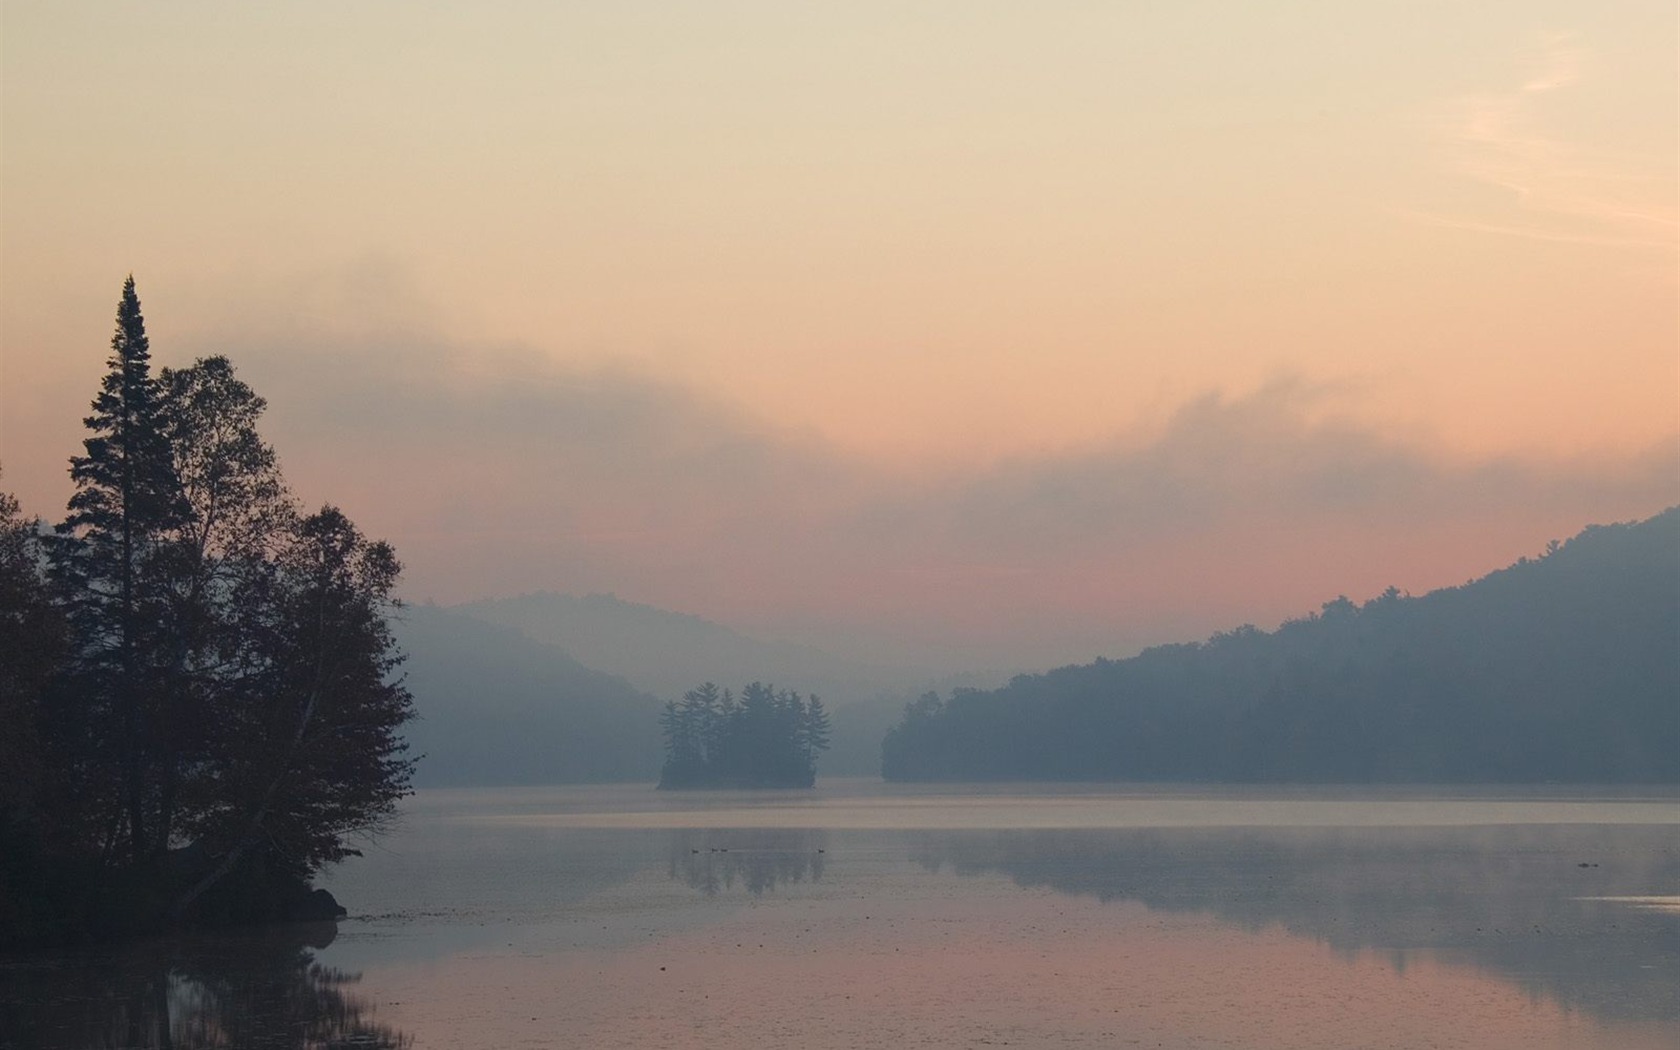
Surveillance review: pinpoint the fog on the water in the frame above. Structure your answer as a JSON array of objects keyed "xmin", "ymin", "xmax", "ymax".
[
  {"xmin": 3, "ymin": 4, "xmax": 1677, "ymax": 1048},
  {"xmin": 10, "ymin": 785, "xmax": 1676, "ymax": 1050}
]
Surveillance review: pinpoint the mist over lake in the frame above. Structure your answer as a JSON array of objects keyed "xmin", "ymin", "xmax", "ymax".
[
  {"xmin": 7, "ymin": 782, "xmax": 1678, "ymax": 1049},
  {"xmin": 4, "ymin": 2, "xmax": 1676, "ymax": 1047}
]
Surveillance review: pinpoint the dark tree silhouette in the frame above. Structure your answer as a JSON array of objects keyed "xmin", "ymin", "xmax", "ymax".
[
  {"xmin": 659, "ymin": 681, "xmax": 831, "ymax": 788},
  {"xmin": 49, "ymin": 276, "xmax": 188, "ymax": 864},
  {"xmin": 2, "ymin": 279, "xmax": 415, "ymax": 947},
  {"xmin": 882, "ymin": 508, "xmax": 1680, "ymax": 783},
  {"xmin": 172, "ymin": 506, "xmax": 414, "ymax": 919},
  {"xmin": 0, "ymin": 484, "xmax": 56, "ymax": 808},
  {"xmin": 0, "ymin": 479, "xmax": 70, "ymax": 942}
]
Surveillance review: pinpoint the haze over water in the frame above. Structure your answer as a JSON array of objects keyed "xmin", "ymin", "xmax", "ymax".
[
  {"xmin": 3, "ymin": 4, "xmax": 1675, "ymax": 1047},
  {"xmin": 8, "ymin": 781, "xmax": 1678, "ymax": 1049}
]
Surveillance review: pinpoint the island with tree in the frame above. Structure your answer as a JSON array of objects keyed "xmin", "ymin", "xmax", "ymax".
[
  {"xmin": 0, "ymin": 278, "xmax": 414, "ymax": 948},
  {"xmin": 658, "ymin": 682, "xmax": 831, "ymax": 788}
]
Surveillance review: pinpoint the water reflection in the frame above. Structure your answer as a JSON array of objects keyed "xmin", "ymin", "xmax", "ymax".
[
  {"xmin": 667, "ymin": 829, "xmax": 828, "ymax": 896},
  {"xmin": 909, "ymin": 824, "xmax": 1680, "ymax": 1022},
  {"xmin": 0, "ymin": 923, "xmax": 409, "ymax": 1050}
]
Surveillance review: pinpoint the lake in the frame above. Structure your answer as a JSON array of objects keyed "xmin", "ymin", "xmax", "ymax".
[{"xmin": 4, "ymin": 781, "xmax": 1679, "ymax": 1048}]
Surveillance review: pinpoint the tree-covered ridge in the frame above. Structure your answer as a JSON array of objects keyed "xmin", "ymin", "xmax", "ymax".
[
  {"xmin": 1, "ymin": 280, "xmax": 413, "ymax": 947},
  {"xmin": 883, "ymin": 508, "xmax": 1680, "ymax": 783},
  {"xmin": 659, "ymin": 682, "xmax": 831, "ymax": 788},
  {"xmin": 396, "ymin": 603, "xmax": 663, "ymax": 787}
]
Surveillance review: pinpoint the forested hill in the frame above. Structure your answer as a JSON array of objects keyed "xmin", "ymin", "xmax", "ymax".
[
  {"xmin": 447, "ymin": 591, "xmax": 996, "ymax": 775},
  {"xmin": 883, "ymin": 508, "xmax": 1680, "ymax": 783},
  {"xmin": 397, "ymin": 605, "xmax": 662, "ymax": 786},
  {"xmin": 452, "ymin": 591, "xmax": 914, "ymax": 704}
]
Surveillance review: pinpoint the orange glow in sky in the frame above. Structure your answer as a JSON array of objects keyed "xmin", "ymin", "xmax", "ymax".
[{"xmin": 2, "ymin": 1, "xmax": 1675, "ymax": 668}]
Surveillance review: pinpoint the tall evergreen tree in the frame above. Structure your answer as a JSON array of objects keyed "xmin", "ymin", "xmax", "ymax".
[
  {"xmin": 687, "ymin": 681, "xmax": 724, "ymax": 762},
  {"xmin": 799, "ymin": 695, "xmax": 831, "ymax": 770},
  {"xmin": 51, "ymin": 277, "xmax": 186, "ymax": 862},
  {"xmin": 7, "ymin": 282, "xmax": 419, "ymax": 943}
]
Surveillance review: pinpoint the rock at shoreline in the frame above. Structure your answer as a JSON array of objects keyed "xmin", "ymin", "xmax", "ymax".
[{"xmin": 289, "ymin": 887, "xmax": 349, "ymax": 922}]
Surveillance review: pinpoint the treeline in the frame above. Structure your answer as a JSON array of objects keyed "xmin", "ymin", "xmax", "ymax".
[
  {"xmin": 659, "ymin": 682, "xmax": 831, "ymax": 788},
  {"xmin": 0, "ymin": 279, "xmax": 413, "ymax": 947},
  {"xmin": 883, "ymin": 508, "xmax": 1680, "ymax": 783}
]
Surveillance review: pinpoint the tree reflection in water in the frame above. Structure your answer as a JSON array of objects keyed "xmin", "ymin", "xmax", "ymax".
[
  {"xmin": 909, "ymin": 824, "xmax": 1680, "ymax": 1024},
  {"xmin": 667, "ymin": 829, "xmax": 828, "ymax": 896},
  {"xmin": 0, "ymin": 922, "xmax": 409, "ymax": 1050}
]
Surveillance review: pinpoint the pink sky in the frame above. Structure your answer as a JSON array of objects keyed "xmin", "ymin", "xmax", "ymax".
[{"xmin": 3, "ymin": 1, "xmax": 1675, "ymax": 671}]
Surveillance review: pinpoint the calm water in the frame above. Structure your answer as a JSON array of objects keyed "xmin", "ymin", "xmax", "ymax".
[{"xmin": 4, "ymin": 781, "xmax": 1679, "ymax": 1049}]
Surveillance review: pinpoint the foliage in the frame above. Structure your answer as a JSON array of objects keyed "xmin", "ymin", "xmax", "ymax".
[
  {"xmin": 47, "ymin": 276, "xmax": 189, "ymax": 864},
  {"xmin": 2, "ymin": 279, "xmax": 414, "ymax": 945},
  {"xmin": 883, "ymin": 508, "xmax": 1680, "ymax": 783},
  {"xmin": 659, "ymin": 681, "xmax": 831, "ymax": 788},
  {"xmin": 0, "ymin": 484, "xmax": 62, "ymax": 819},
  {"xmin": 0, "ymin": 480, "xmax": 74, "ymax": 943}
]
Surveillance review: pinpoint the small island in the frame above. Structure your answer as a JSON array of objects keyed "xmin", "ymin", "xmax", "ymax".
[{"xmin": 658, "ymin": 682, "xmax": 831, "ymax": 788}]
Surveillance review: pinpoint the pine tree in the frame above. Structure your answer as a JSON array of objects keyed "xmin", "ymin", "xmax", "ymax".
[
  {"xmin": 51, "ymin": 277, "xmax": 187, "ymax": 862},
  {"xmin": 799, "ymin": 695, "xmax": 831, "ymax": 779},
  {"xmin": 24, "ymin": 283, "xmax": 418, "ymax": 936},
  {"xmin": 658, "ymin": 679, "xmax": 830, "ymax": 788}
]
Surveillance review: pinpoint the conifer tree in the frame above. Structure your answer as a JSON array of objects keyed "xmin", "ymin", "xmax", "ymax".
[
  {"xmin": 20, "ymin": 280, "xmax": 417, "ymax": 936},
  {"xmin": 52, "ymin": 277, "xmax": 186, "ymax": 862},
  {"xmin": 658, "ymin": 679, "xmax": 830, "ymax": 788},
  {"xmin": 800, "ymin": 695, "xmax": 831, "ymax": 771}
]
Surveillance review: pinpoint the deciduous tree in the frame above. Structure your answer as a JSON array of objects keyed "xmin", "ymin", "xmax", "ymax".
[{"xmin": 12, "ymin": 278, "xmax": 417, "ymax": 940}]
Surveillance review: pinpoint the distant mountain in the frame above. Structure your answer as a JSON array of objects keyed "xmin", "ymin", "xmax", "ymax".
[
  {"xmin": 883, "ymin": 507, "xmax": 1680, "ymax": 783},
  {"xmin": 395, "ymin": 604, "xmax": 662, "ymax": 786},
  {"xmin": 447, "ymin": 592, "xmax": 1000, "ymax": 774},
  {"xmin": 450, "ymin": 592, "xmax": 908, "ymax": 702}
]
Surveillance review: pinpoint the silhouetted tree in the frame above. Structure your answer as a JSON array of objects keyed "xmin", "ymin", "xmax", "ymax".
[
  {"xmin": 3, "ymin": 279, "xmax": 416, "ymax": 945},
  {"xmin": 0, "ymin": 479, "xmax": 74, "ymax": 943},
  {"xmin": 882, "ymin": 509, "xmax": 1680, "ymax": 783},
  {"xmin": 0, "ymin": 481, "xmax": 60, "ymax": 822},
  {"xmin": 49, "ymin": 276, "xmax": 188, "ymax": 863},
  {"xmin": 659, "ymin": 698, "xmax": 700, "ymax": 781},
  {"xmin": 658, "ymin": 680, "xmax": 831, "ymax": 788},
  {"xmin": 799, "ymin": 695, "xmax": 831, "ymax": 770},
  {"xmin": 173, "ymin": 507, "xmax": 414, "ymax": 917}
]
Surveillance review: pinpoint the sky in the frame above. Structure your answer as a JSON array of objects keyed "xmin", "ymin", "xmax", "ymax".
[{"xmin": 2, "ymin": 1, "xmax": 1676, "ymax": 672}]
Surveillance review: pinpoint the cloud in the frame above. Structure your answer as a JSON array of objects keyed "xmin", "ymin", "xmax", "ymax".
[
  {"xmin": 1419, "ymin": 32, "xmax": 1677, "ymax": 250},
  {"xmin": 182, "ymin": 311, "xmax": 1680, "ymax": 669}
]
